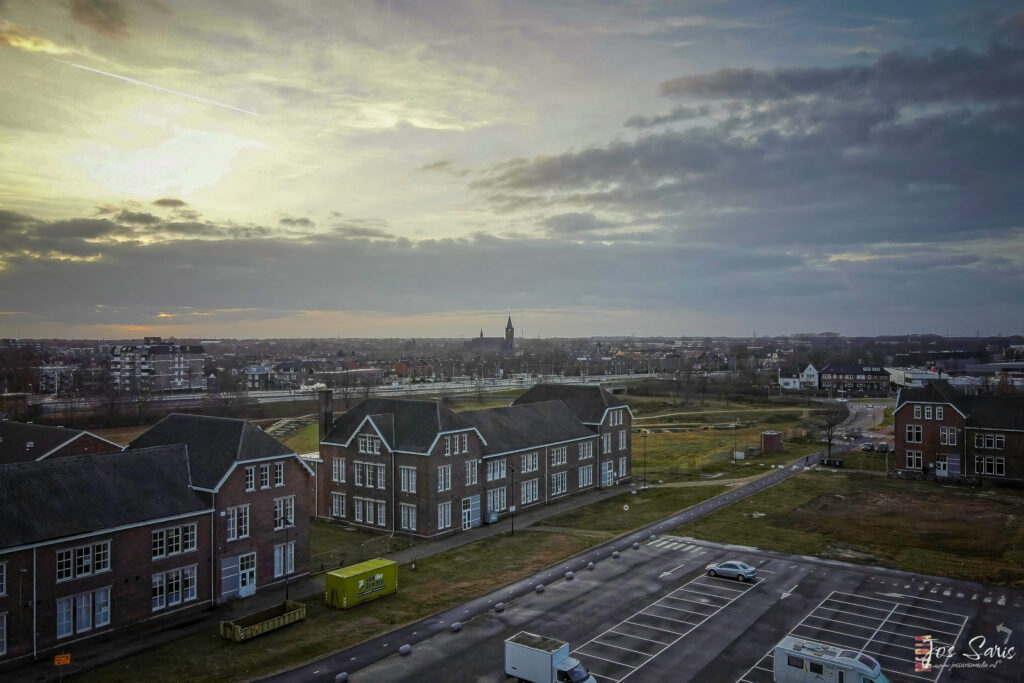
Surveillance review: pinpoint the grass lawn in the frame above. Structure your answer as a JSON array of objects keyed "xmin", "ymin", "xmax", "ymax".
[
  {"xmin": 308, "ymin": 519, "xmax": 430, "ymax": 571},
  {"xmin": 534, "ymin": 485, "xmax": 729, "ymax": 539},
  {"xmin": 282, "ymin": 422, "xmax": 320, "ymax": 453},
  {"xmin": 675, "ymin": 471, "xmax": 1024, "ymax": 587}
]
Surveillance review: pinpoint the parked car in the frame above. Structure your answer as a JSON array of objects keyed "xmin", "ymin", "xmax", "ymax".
[
  {"xmin": 861, "ymin": 443, "xmax": 873, "ymax": 451},
  {"xmin": 706, "ymin": 560, "xmax": 757, "ymax": 581},
  {"xmin": 875, "ymin": 443, "xmax": 889, "ymax": 453}
]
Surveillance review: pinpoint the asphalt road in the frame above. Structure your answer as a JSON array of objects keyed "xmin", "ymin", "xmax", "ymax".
[{"xmin": 263, "ymin": 403, "xmax": 908, "ymax": 683}]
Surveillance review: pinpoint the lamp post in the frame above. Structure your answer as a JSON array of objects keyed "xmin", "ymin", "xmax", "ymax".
[
  {"xmin": 509, "ymin": 464, "xmax": 517, "ymax": 536},
  {"xmin": 641, "ymin": 431, "xmax": 648, "ymax": 490}
]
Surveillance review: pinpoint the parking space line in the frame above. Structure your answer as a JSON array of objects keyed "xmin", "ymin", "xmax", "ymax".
[
  {"xmin": 578, "ymin": 650, "xmax": 638, "ymax": 669},
  {"xmin": 803, "ymin": 614, "xmax": 958, "ymax": 642},
  {"xmin": 892, "ymin": 608, "xmax": 965, "ymax": 628},
  {"xmin": 652, "ymin": 600, "xmax": 711, "ymax": 616},
  {"xmin": 589, "ymin": 673, "xmax": 621, "ymax": 683},
  {"xmin": 591, "ymin": 640, "xmax": 664, "ymax": 658},
  {"xmin": 792, "ymin": 624, "xmax": 919, "ymax": 652},
  {"xmin": 608, "ymin": 629, "xmax": 667, "ymax": 646},
  {"xmin": 688, "ymin": 579, "xmax": 748, "ymax": 593},
  {"xmin": 674, "ymin": 586, "xmax": 734, "ymax": 601},
  {"xmin": 623, "ymin": 619, "xmax": 686, "ymax": 636}
]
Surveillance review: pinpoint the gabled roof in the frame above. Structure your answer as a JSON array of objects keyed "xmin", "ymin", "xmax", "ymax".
[
  {"xmin": 897, "ymin": 380, "xmax": 1024, "ymax": 428},
  {"xmin": 323, "ymin": 398, "xmax": 471, "ymax": 452},
  {"xmin": 459, "ymin": 401, "xmax": 595, "ymax": 455},
  {"xmin": 126, "ymin": 413, "xmax": 294, "ymax": 489},
  {"xmin": 0, "ymin": 421, "xmax": 122, "ymax": 464},
  {"xmin": 897, "ymin": 380, "xmax": 964, "ymax": 410},
  {"xmin": 512, "ymin": 383, "xmax": 626, "ymax": 424},
  {"xmin": 819, "ymin": 363, "xmax": 888, "ymax": 376},
  {"xmin": 0, "ymin": 446, "xmax": 210, "ymax": 549}
]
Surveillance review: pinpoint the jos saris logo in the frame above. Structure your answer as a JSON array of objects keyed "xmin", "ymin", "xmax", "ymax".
[{"xmin": 915, "ymin": 626, "xmax": 1016, "ymax": 672}]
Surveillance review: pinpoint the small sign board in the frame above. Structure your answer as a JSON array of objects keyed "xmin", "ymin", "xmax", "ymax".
[
  {"xmin": 54, "ymin": 653, "xmax": 71, "ymax": 666},
  {"xmin": 509, "ymin": 505, "xmax": 516, "ymax": 513}
]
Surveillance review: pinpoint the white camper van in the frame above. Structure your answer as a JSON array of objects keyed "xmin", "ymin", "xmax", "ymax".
[{"xmin": 773, "ymin": 636, "xmax": 890, "ymax": 683}]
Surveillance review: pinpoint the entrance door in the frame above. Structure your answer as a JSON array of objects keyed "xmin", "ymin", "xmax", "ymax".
[
  {"xmin": 238, "ymin": 552, "xmax": 256, "ymax": 597},
  {"xmin": 462, "ymin": 496, "xmax": 480, "ymax": 530},
  {"xmin": 601, "ymin": 461, "xmax": 614, "ymax": 487}
]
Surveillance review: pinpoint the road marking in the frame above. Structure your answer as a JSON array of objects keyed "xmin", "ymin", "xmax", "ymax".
[{"xmin": 781, "ymin": 585, "xmax": 798, "ymax": 600}]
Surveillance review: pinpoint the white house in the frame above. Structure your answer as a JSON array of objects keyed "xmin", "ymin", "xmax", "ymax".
[{"xmin": 799, "ymin": 364, "xmax": 819, "ymax": 389}]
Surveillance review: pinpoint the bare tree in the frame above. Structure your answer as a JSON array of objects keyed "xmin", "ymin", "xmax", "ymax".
[{"xmin": 818, "ymin": 406, "xmax": 848, "ymax": 461}]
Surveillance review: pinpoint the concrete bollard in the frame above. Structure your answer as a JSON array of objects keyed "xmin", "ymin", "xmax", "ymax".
[
  {"xmin": 335, "ymin": 674, "xmax": 349, "ymax": 683},
  {"xmin": 450, "ymin": 622, "xmax": 462, "ymax": 632},
  {"xmin": 587, "ymin": 562, "xmax": 595, "ymax": 570},
  {"xmin": 495, "ymin": 602, "xmax": 505, "ymax": 612},
  {"xmin": 565, "ymin": 571, "xmax": 574, "ymax": 580},
  {"xmin": 535, "ymin": 584, "xmax": 545, "ymax": 593},
  {"xmin": 632, "ymin": 542, "xmax": 640, "ymax": 550},
  {"xmin": 399, "ymin": 644, "xmax": 412, "ymax": 656},
  {"xmin": 649, "ymin": 534, "xmax": 657, "ymax": 541},
  {"xmin": 612, "ymin": 551, "xmax": 620, "ymax": 559}
]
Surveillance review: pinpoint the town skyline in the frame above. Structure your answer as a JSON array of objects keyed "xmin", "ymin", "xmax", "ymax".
[{"xmin": 1, "ymin": 1, "xmax": 1022, "ymax": 339}]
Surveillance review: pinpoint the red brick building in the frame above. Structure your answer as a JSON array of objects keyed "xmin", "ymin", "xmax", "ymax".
[
  {"xmin": 894, "ymin": 381, "xmax": 1024, "ymax": 483},
  {"xmin": 818, "ymin": 363, "xmax": 890, "ymax": 396},
  {"xmin": 316, "ymin": 384, "xmax": 632, "ymax": 536}
]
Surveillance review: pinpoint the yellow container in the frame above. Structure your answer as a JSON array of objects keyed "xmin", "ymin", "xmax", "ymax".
[{"xmin": 324, "ymin": 558, "xmax": 398, "ymax": 609}]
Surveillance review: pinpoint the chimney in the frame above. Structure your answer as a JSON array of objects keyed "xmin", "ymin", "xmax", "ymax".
[{"xmin": 318, "ymin": 390, "xmax": 334, "ymax": 443}]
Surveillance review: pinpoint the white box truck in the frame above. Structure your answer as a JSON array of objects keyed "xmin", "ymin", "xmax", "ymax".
[
  {"xmin": 504, "ymin": 632, "xmax": 596, "ymax": 683},
  {"xmin": 773, "ymin": 636, "xmax": 890, "ymax": 683}
]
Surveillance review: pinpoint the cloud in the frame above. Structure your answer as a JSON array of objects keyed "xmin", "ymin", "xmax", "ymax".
[
  {"xmin": 0, "ymin": 21, "xmax": 73, "ymax": 55},
  {"xmin": 624, "ymin": 105, "xmax": 711, "ymax": 129},
  {"xmin": 153, "ymin": 198, "xmax": 187, "ymax": 208},
  {"xmin": 279, "ymin": 216, "xmax": 315, "ymax": 228},
  {"xmin": 70, "ymin": 0, "xmax": 129, "ymax": 39},
  {"xmin": 115, "ymin": 210, "xmax": 161, "ymax": 225}
]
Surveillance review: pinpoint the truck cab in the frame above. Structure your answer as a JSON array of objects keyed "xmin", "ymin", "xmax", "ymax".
[{"xmin": 505, "ymin": 631, "xmax": 595, "ymax": 683}]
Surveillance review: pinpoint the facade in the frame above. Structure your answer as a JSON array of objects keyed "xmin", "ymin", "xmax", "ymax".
[
  {"xmin": 799, "ymin": 364, "xmax": 819, "ymax": 389},
  {"xmin": 110, "ymin": 338, "xmax": 205, "ymax": 393},
  {"xmin": 894, "ymin": 380, "xmax": 1024, "ymax": 483},
  {"xmin": 817, "ymin": 363, "xmax": 889, "ymax": 395},
  {"xmin": 0, "ymin": 448, "xmax": 213, "ymax": 668},
  {"xmin": 0, "ymin": 421, "xmax": 123, "ymax": 465},
  {"xmin": 316, "ymin": 384, "xmax": 631, "ymax": 536},
  {"xmin": 126, "ymin": 414, "xmax": 314, "ymax": 604},
  {"xmin": 778, "ymin": 369, "xmax": 801, "ymax": 391}
]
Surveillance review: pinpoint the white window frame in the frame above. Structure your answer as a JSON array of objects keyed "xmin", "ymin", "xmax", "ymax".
[
  {"xmin": 619, "ymin": 430, "xmax": 627, "ymax": 450},
  {"xmin": 579, "ymin": 465, "xmax": 593, "ymax": 488},
  {"xmin": 274, "ymin": 542, "xmax": 295, "ymax": 578},
  {"xmin": 275, "ymin": 461, "xmax": 285, "ymax": 487},
  {"xmin": 487, "ymin": 487, "xmax": 507, "ymax": 512},
  {"xmin": 400, "ymin": 466, "xmax": 417, "ymax": 493},
  {"xmin": 551, "ymin": 471, "xmax": 567, "ymax": 496},
  {"xmin": 906, "ymin": 424, "xmax": 922, "ymax": 443},
  {"xmin": 521, "ymin": 478, "xmax": 539, "ymax": 505},
  {"xmin": 913, "ymin": 405, "xmax": 922, "ymax": 419},
  {"xmin": 332, "ymin": 457, "xmax": 346, "ymax": 483},
  {"xmin": 0, "ymin": 563, "xmax": 5, "ymax": 598},
  {"xmin": 936, "ymin": 406, "xmax": 944, "ymax": 420},
  {"xmin": 906, "ymin": 451, "xmax": 922, "ymax": 469},
  {"xmin": 57, "ymin": 549, "xmax": 73, "ymax": 582},
  {"xmin": 618, "ymin": 456, "xmax": 627, "ymax": 477},
  {"xmin": 486, "ymin": 459, "xmax": 506, "ymax": 482},
  {"xmin": 260, "ymin": 464, "xmax": 271, "ymax": 489},
  {"xmin": 245, "ymin": 466, "xmax": 256, "ymax": 492},
  {"xmin": 400, "ymin": 503, "xmax": 417, "ymax": 531},
  {"xmin": 438, "ymin": 501, "xmax": 452, "ymax": 530},
  {"xmin": 602, "ymin": 433, "xmax": 612, "ymax": 454},
  {"xmin": 226, "ymin": 505, "xmax": 250, "ymax": 541},
  {"xmin": 0, "ymin": 612, "xmax": 6, "ymax": 657},
  {"xmin": 924, "ymin": 406, "xmax": 933, "ymax": 420},
  {"xmin": 521, "ymin": 452, "xmax": 538, "ymax": 473},
  {"xmin": 331, "ymin": 491, "xmax": 346, "ymax": 518},
  {"xmin": 376, "ymin": 463, "xmax": 386, "ymax": 489},
  {"xmin": 444, "ymin": 436, "xmax": 451, "ymax": 456},
  {"xmin": 550, "ymin": 447, "xmax": 567, "ymax": 467},
  {"xmin": 438, "ymin": 464, "xmax": 452, "ymax": 493},
  {"xmin": 466, "ymin": 460, "xmax": 479, "ymax": 486},
  {"xmin": 461, "ymin": 433, "xmax": 469, "ymax": 453},
  {"xmin": 578, "ymin": 441, "xmax": 593, "ymax": 460},
  {"xmin": 273, "ymin": 496, "xmax": 296, "ymax": 530}
]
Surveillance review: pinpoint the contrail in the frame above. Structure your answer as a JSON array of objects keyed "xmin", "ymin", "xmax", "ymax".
[{"xmin": 55, "ymin": 59, "xmax": 259, "ymax": 116}]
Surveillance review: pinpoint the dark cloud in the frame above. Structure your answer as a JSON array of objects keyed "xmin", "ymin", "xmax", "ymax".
[
  {"xmin": 540, "ymin": 213, "xmax": 619, "ymax": 235},
  {"xmin": 419, "ymin": 160, "xmax": 453, "ymax": 172},
  {"xmin": 153, "ymin": 198, "xmax": 187, "ymax": 208},
  {"xmin": 330, "ymin": 226, "xmax": 395, "ymax": 239},
  {"xmin": 279, "ymin": 216, "xmax": 315, "ymax": 228},
  {"xmin": 115, "ymin": 210, "xmax": 161, "ymax": 225},
  {"xmin": 624, "ymin": 105, "xmax": 711, "ymax": 128},
  {"xmin": 70, "ymin": 0, "xmax": 129, "ymax": 39}
]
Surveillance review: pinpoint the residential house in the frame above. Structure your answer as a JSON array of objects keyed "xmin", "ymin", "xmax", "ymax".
[
  {"xmin": 894, "ymin": 380, "xmax": 1024, "ymax": 483},
  {"xmin": 818, "ymin": 363, "xmax": 889, "ymax": 395},
  {"xmin": 799, "ymin": 363, "xmax": 819, "ymax": 389}
]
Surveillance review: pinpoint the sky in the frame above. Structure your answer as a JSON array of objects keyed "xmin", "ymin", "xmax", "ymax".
[{"xmin": 0, "ymin": 0, "xmax": 1022, "ymax": 340}]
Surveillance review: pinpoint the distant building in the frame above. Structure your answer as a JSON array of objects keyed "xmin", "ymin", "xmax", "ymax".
[
  {"xmin": 894, "ymin": 380, "xmax": 1024, "ymax": 483},
  {"xmin": 0, "ymin": 421, "xmax": 122, "ymax": 464},
  {"xmin": 463, "ymin": 316, "xmax": 516, "ymax": 355},
  {"xmin": 818, "ymin": 363, "xmax": 889, "ymax": 395},
  {"xmin": 109, "ymin": 337, "xmax": 205, "ymax": 393}
]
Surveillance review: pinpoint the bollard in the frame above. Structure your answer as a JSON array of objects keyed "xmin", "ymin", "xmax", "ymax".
[
  {"xmin": 565, "ymin": 571, "xmax": 574, "ymax": 580},
  {"xmin": 495, "ymin": 602, "xmax": 505, "ymax": 612},
  {"xmin": 535, "ymin": 584, "xmax": 545, "ymax": 593},
  {"xmin": 335, "ymin": 674, "xmax": 349, "ymax": 683},
  {"xmin": 587, "ymin": 562, "xmax": 595, "ymax": 570},
  {"xmin": 612, "ymin": 551, "xmax": 620, "ymax": 559},
  {"xmin": 399, "ymin": 644, "xmax": 412, "ymax": 656},
  {"xmin": 450, "ymin": 622, "xmax": 462, "ymax": 632}
]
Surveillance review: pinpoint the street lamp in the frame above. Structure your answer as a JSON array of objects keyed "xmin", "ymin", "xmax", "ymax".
[
  {"xmin": 641, "ymin": 431, "xmax": 648, "ymax": 490},
  {"xmin": 509, "ymin": 464, "xmax": 517, "ymax": 536}
]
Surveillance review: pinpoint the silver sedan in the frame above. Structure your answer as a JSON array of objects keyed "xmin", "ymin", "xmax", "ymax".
[{"xmin": 706, "ymin": 560, "xmax": 757, "ymax": 581}]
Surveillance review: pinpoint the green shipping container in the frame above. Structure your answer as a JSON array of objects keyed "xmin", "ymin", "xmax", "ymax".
[{"xmin": 324, "ymin": 558, "xmax": 398, "ymax": 609}]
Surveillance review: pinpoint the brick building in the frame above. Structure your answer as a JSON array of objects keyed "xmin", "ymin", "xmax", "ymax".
[
  {"xmin": 109, "ymin": 338, "xmax": 205, "ymax": 393},
  {"xmin": 894, "ymin": 380, "xmax": 1024, "ymax": 483},
  {"xmin": 0, "ymin": 422, "xmax": 122, "ymax": 465},
  {"xmin": 818, "ymin": 363, "xmax": 889, "ymax": 396},
  {"xmin": 316, "ymin": 384, "xmax": 631, "ymax": 536}
]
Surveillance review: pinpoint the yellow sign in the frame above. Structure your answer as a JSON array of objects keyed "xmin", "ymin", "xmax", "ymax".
[{"xmin": 54, "ymin": 653, "xmax": 71, "ymax": 666}]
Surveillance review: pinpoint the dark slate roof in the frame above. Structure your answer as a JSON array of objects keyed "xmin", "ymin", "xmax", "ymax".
[
  {"xmin": 512, "ymin": 383, "xmax": 625, "ymax": 424},
  {"xmin": 126, "ymin": 413, "xmax": 293, "ymax": 489},
  {"xmin": 0, "ymin": 421, "xmax": 121, "ymax": 464},
  {"xmin": 0, "ymin": 446, "xmax": 210, "ymax": 548},
  {"xmin": 459, "ymin": 401, "xmax": 595, "ymax": 455},
  {"xmin": 323, "ymin": 398, "xmax": 470, "ymax": 452},
  {"xmin": 897, "ymin": 380, "xmax": 1024, "ymax": 428}
]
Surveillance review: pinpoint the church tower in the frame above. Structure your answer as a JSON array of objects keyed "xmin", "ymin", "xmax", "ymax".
[{"xmin": 505, "ymin": 315, "xmax": 514, "ymax": 350}]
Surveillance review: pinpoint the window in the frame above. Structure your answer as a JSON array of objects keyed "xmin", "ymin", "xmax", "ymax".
[
  {"xmin": 354, "ymin": 463, "xmax": 363, "ymax": 486},
  {"xmin": 274, "ymin": 542, "xmax": 295, "ymax": 578},
  {"xmin": 400, "ymin": 504, "xmax": 417, "ymax": 531},
  {"xmin": 935, "ymin": 455, "xmax": 948, "ymax": 473},
  {"xmin": 0, "ymin": 613, "xmax": 6, "ymax": 657},
  {"xmin": 980, "ymin": 456, "xmax": 1006, "ymax": 476},
  {"xmin": 579, "ymin": 465, "xmax": 593, "ymax": 488},
  {"xmin": 551, "ymin": 471, "xmax": 567, "ymax": 496},
  {"xmin": 619, "ymin": 430, "xmax": 627, "ymax": 450},
  {"xmin": 906, "ymin": 424, "xmax": 922, "ymax": 443},
  {"xmin": 809, "ymin": 662, "xmax": 824, "ymax": 675},
  {"xmin": 550, "ymin": 447, "xmax": 567, "ymax": 467},
  {"xmin": 331, "ymin": 492, "xmax": 346, "ymax": 518},
  {"xmin": 444, "ymin": 435, "xmax": 451, "ymax": 456},
  {"xmin": 939, "ymin": 426, "xmax": 956, "ymax": 446},
  {"xmin": 461, "ymin": 433, "xmax": 468, "ymax": 453},
  {"xmin": 438, "ymin": 464, "xmax": 452, "ymax": 492},
  {"xmin": 183, "ymin": 524, "xmax": 197, "ymax": 553},
  {"xmin": 358, "ymin": 435, "xmax": 381, "ymax": 454},
  {"xmin": 787, "ymin": 656, "xmax": 804, "ymax": 669},
  {"xmin": 354, "ymin": 498, "xmax": 386, "ymax": 526},
  {"xmin": 166, "ymin": 527, "xmax": 181, "ymax": 556},
  {"xmin": 354, "ymin": 462, "xmax": 385, "ymax": 489},
  {"xmin": 578, "ymin": 441, "xmax": 593, "ymax": 460},
  {"xmin": 602, "ymin": 433, "xmax": 612, "ymax": 454},
  {"xmin": 914, "ymin": 405, "xmax": 921, "ymax": 419},
  {"xmin": 275, "ymin": 461, "xmax": 285, "ymax": 487},
  {"xmin": 522, "ymin": 478, "xmax": 539, "ymax": 504},
  {"xmin": 906, "ymin": 451, "xmax": 922, "ymax": 469},
  {"xmin": 75, "ymin": 546, "xmax": 92, "ymax": 578},
  {"xmin": 153, "ymin": 524, "xmax": 195, "ymax": 559},
  {"xmin": 260, "ymin": 464, "xmax": 271, "ymax": 489},
  {"xmin": 438, "ymin": 501, "xmax": 452, "ymax": 530},
  {"xmin": 245, "ymin": 465, "xmax": 255, "ymax": 492},
  {"xmin": 936, "ymin": 406, "xmax": 944, "ymax": 420},
  {"xmin": 93, "ymin": 541, "xmax": 110, "ymax": 573},
  {"xmin": 924, "ymin": 406, "xmax": 933, "ymax": 420},
  {"xmin": 0, "ymin": 562, "xmax": 5, "ymax": 597},
  {"xmin": 521, "ymin": 452, "xmax": 538, "ymax": 473},
  {"xmin": 975, "ymin": 433, "xmax": 1006, "ymax": 450},
  {"xmin": 59, "ymin": 587, "xmax": 110, "ymax": 636},
  {"xmin": 487, "ymin": 487, "xmax": 507, "ymax": 512},
  {"xmin": 466, "ymin": 460, "xmax": 479, "ymax": 486},
  {"xmin": 610, "ymin": 410, "xmax": 623, "ymax": 426},
  {"xmin": 57, "ymin": 549, "xmax": 73, "ymax": 582},
  {"xmin": 227, "ymin": 505, "xmax": 250, "ymax": 541},
  {"xmin": 487, "ymin": 459, "xmax": 506, "ymax": 482},
  {"xmin": 332, "ymin": 457, "xmax": 346, "ymax": 483},
  {"xmin": 618, "ymin": 457, "xmax": 627, "ymax": 477},
  {"xmin": 376, "ymin": 464, "xmax": 386, "ymax": 489},
  {"xmin": 152, "ymin": 567, "xmax": 197, "ymax": 611},
  {"xmin": 400, "ymin": 466, "xmax": 417, "ymax": 493},
  {"xmin": 274, "ymin": 496, "xmax": 295, "ymax": 530}
]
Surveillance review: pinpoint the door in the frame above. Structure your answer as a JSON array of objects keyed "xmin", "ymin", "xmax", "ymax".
[
  {"xmin": 462, "ymin": 495, "xmax": 480, "ymax": 530},
  {"xmin": 935, "ymin": 456, "xmax": 948, "ymax": 478},
  {"xmin": 238, "ymin": 552, "xmax": 256, "ymax": 597},
  {"xmin": 601, "ymin": 460, "xmax": 614, "ymax": 487}
]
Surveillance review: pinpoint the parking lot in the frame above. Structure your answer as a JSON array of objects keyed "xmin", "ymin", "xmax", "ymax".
[
  {"xmin": 573, "ymin": 542, "xmax": 764, "ymax": 681},
  {"xmin": 737, "ymin": 590, "xmax": 969, "ymax": 683}
]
